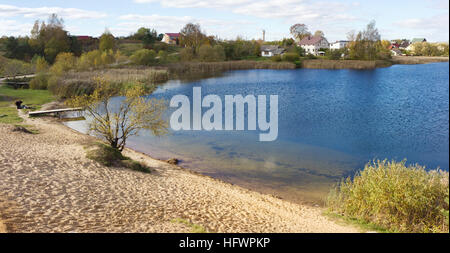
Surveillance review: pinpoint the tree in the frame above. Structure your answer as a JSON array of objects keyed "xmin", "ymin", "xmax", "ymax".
[
  {"xmin": 290, "ymin": 24, "xmax": 311, "ymax": 41},
  {"xmin": 347, "ymin": 20, "xmax": 386, "ymax": 60},
  {"xmin": 133, "ymin": 27, "xmax": 158, "ymax": 46},
  {"xmin": 179, "ymin": 23, "xmax": 206, "ymax": 52},
  {"xmin": 33, "ymin": 55, "xmax": 49, "ymax": 72},
  {"xmin": 30, "ymin": 14, "xmax": 71, "ymax": 63},
  {"xmin": 66, "ymin": 78, "xmax": 168, "ymax": 151},
  {"xmin": 314, "ymin": 30, "xmax": 325, "ymax": 37},
  {"xmin": 49, "ymin": 52, "xmax": 76, "ymax": 75},
  {"xmin": 99, "ymin": 30, "xmax": 115, "ymax": 51}
]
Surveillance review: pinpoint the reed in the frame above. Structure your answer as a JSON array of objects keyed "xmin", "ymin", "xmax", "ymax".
[
  {"xmin": 167, "ymin": 60, "xmax": 296, "ymax": 78},
  {"xmin": 49, "ymin": 68, "xmax": 169, "ymax": 98},
  {"xmin": 327, "ymin": 160, "xmax": 449, "ymax": 233},
  {"xmin": 301, "ymin": 59, "xmax": 392, "ymax": 69}
]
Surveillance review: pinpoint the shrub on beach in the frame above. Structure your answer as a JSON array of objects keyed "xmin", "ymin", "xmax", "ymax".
[
  {"xmin": 86, "ymin": 143, "xmax": 151, "ymax": 173},
  {"xmin": 327, "ymin": 160, "xmax": 449, "ymax": 233}
]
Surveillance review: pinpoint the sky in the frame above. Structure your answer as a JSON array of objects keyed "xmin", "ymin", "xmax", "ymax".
[{"xmin": 0, "ymin": 0, "xmax": 449, "ymax": 42}]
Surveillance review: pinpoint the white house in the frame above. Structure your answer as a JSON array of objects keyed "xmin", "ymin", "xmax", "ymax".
[
  {"xmin": 330, "ymin": 40, "xmax": 349, "ymax": 50},
  {"xmin": 298, "ymin": 35, "xmax": 329, "ymax": 55},
  {"xmin": 260, "ymin": 45, "xmax": 285, "ymax": 57}
]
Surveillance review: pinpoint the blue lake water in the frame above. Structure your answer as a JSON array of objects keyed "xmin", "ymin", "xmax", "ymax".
[{"xmin": 65, "ymin": 62, "xmax": 449, "ymax": 204}]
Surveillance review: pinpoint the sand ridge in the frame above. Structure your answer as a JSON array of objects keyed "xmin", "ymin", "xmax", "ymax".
[{"xmin": 0, "ymin": 111, "xmax": 358, "ymax": 233}]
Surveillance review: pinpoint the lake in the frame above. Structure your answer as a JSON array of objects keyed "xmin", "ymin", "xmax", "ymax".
[{"xmin": 65, "ymin": 62, "xmax": 449, "ymax": 205}]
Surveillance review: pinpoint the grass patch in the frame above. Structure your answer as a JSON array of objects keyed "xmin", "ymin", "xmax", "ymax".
[
  {"xmin": 118, "ymin": 42, "xmax": 144, "ymax": 56},
  {"xmin": 12, "ymin": 124, "xmax": 39, "ymax": 134},
  {"xmin": 0, "ymin": 85, "xmax": 55, "ymax": 124},
  {"xmin": 0, "ymin": 106, "xmax": 22, "ymax": 124},
  {"xmin": 327, "ymin": 160, "xmax": 449, "ymax": 233},
  {"xmin": 86, "ymin": 142, "xmax": 151, "ymax": 173},
  {"xmin": 171, "ymin": 218, "xmax": 207, "ymax": 233},
  {"xmin": 324, "ymin": 211, "xmax": 388, "ymax": 233}
]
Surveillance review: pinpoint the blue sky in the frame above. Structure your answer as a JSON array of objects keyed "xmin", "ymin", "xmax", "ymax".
[{"xmin": 1, "ymin": 0, "xmax": 448, "ymax": 42}]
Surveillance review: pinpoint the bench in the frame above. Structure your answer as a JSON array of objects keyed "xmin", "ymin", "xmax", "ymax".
[{"xmin": 28, "ymin": 107, "xmax": 83, "ymax": 118}]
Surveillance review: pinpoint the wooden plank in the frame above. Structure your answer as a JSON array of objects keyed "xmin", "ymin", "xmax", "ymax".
[{"xmin": 28, "ymin": 107, "xmax": 83, "ymax": 116}]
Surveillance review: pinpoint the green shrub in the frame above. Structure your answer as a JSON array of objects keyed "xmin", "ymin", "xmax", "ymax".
[
  {"xmin": 29, "ymin": 73, "xmax": 49, "ymax": 90},
  {"xmin": 130, "ymin": 49, "xmax": 157, "ymax": 66},
  {"xmin": 198, "ymin": 45, "xmax": 225, "ymax": 62},
  {"xmin": 270, "ymin": 55, "xmax": 281, "ymax": 62},
  {"xmin": 86, "ymin": 143, "xmax": 151, "ymax": 173},
  {"xmin": 180, "ymin": 47, "xmax": 195, "ymax": 61},
  {"xmin": 282, "ymin": 53, "xmax": 300, "ymax": 62},
  {"xmin": 327, "ymin": 160, "xmax": 449, "ymax": 233}
]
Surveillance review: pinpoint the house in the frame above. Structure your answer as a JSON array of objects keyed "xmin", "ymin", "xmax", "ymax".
[
  {"xmin": 411, "ymin": 38, "xmax": 427, "ymax": 43},
  {"xmin": 398, "ymin": 40, "xmax": 410, "ymax": 49},
  {"xmin": 391, "ymin": 48, "xmax": 403, "ymax": 56},
  {"xmin": 406, "ymin": 38, "xmax": 427, "ymax": 51},
  {"xmin": 162, "ymin": 33, "xmax": 180, "ymax": 45},
  {"xmin": 298, "ymin": 35, "xmax": 329, "ymax": 55},
  {"xmin": 330, "ymin": 40, "xmax": 349, "ymax": 50},
  {"xmin": 260, "ymin": 45, "xmax": 285, "ymax": 57},
  {"xmin": 388, "ymin": 43, "xmax": 399, "ymax": 50}
]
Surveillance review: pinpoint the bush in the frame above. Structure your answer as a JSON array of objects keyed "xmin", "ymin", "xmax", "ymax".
[
  {"xmin": 270, "ymin": 55, "xmax": 281, "ymax": 62},
  {"xmin": 29, "ymin": 73, "xmax": 49, "ymax": 90},
  {"xmin": 86, "ymin": 143, "xmax": 151, "ymax": 173},
  {"xmin": 130, "ymin": 49, "xmax": 157, "ymax": 66},
  {"xmin": 327, "ymin": 160, "xmax": 449, "ymax": 233},
  {"xmin": 50, "ymin": 52, "xmax": 76, "ymax": 76},
  {"xmin": 180, "ymin": 47, "xmax": 195, "ymax": 61},
  {"xmin": 198, "ymin": 45, "xmax": 226, "ymax": 62},
  {"xmin": 282, "ymin": 53, "xmax": 299, "ymax": 62}
]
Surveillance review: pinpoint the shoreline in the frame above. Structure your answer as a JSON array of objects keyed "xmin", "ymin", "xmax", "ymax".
[{"xmin": 0, "ymin": 108, "xmax": 359, "ymax": 232}]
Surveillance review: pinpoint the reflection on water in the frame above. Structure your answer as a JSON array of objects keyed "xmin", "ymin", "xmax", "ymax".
[{"xmin": 65, "ymin": 62, "xmax": 449, "ymax": 205}]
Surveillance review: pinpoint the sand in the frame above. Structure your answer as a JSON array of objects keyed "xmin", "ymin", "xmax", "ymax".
[{"xmin": 0, "ymin": 109, "xmax": 358, "ymax": 233}]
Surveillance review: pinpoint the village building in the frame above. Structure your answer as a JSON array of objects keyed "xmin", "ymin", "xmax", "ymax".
[
  {"xmin": 260, "ymin": 45, "xmax": 285, "ymax": 57},
  {"xmin": 406, "ymin": 38, "xmax": 427, "ymax": 51},
  {"xmin": 330, "ymin": 40, "xmax": 349, "ymax": 50},
  {"xmin": 162, "ymin": 33, "xmax": 180, "ymax": 45},
  {"xmin": 391, "ymin": 48, "xmax": 403, "ymax": 56},
  {"xmin": 298, "ymin": 35, "xmax": 329, "ymax": 56}
]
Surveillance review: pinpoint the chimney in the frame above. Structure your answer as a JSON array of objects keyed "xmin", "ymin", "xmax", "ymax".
[{"xmin": 262, "ymin": 29, "xmax": 265, "ymax": 42}]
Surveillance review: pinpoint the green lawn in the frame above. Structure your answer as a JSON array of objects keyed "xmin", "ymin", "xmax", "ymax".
[{"xmin": 0, "ymin": 85, "xmax": 55, "ymax": 124}]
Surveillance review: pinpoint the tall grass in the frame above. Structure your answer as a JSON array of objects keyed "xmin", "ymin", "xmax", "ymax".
[
  {"xmin": 48, "ymin": 68, "xmax": 169, "ymax": 98},
  {"xmin": 301, "ymin": 59, "xmax": 392, "ymax": 69},
  {"xmin": 327, "ymin": 160, "xmax": 449, "ymax": 233},
  {"xmin": 167, "ymin": 60, "xmax": 296, "ymax": 78}
]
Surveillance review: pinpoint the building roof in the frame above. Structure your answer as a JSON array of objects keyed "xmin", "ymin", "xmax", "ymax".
[
  {"xmin": 298, "ymin": 35, "xmax": 327, "ymax": 46},
  {"xmin": 332, "ymin": 40, "xmax": 349, "ymax": 43},
  {"xmin": 399, "ymin": 40, "xmax": 410, "ymax": 48},
  {"xmin": 165, "ymin": 33, "xmax": 180, "ymax": 38},
  {"xmin": 260, "ymin": 45, "xmax": 285, "ymax": 55},
  {"xmin": 391, "ymin": 48, "xmax": 402, "ymax": 53},
  {"xmin": 411, "ymin": 38, "xmax": 426, "ymax": 43},
  {"xmin": 76, "ymin": 35, "xmax": 92, "ymax": 40}
]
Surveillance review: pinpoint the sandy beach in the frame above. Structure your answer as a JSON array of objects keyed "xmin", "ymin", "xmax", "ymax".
[{"xmin": 0, "ymin": 107, "xmax": 358, "ymax": 233}]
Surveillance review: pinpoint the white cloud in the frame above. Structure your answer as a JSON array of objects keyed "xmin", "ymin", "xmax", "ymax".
[
  {"xmin": 115, "ymin": 14, "xmax": 255, "ymax": 39},
  {"xmin": 393, "ymin": 14, "xmax": 449, "ymax": 41},
  {"xmin": 0, "ymin": 19, "xmax": 32, "ymax": 36},
  {"xmin": 0, "ymin": 4, "xmax": 107, "ymax": 20},
  {"xmin": 133, "ymin": 0, "xmax": 358, "ymax": 24}
]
